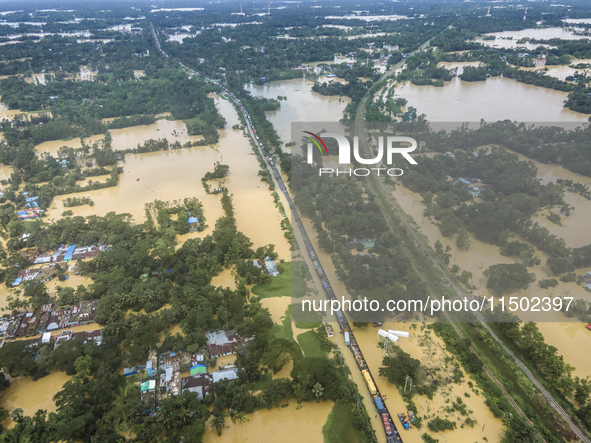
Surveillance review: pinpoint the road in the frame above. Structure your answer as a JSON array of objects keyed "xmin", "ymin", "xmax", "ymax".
[{"xmin": 150, "ymin": 23, "xmax": 403, "ymax": 442}]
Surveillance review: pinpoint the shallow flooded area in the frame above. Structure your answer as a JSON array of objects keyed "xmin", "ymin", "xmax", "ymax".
[
  {"xmin": 353, "ymin": 325, "xmax": 505, "ymax": 443},
  {"xmin": 246, "ymin": 78, "xmax": 350, "ymax": 143},
  {"xmin": 396, "ymin": 77, "xmax": 590, "ymax": 122},
  {"xmin": 44, "ymin": 98, "xmax": 290, "ymax": 259},
  {"xmin": 202, "ymin": 401, "xmax": 332, "ymax": 443},
  {"xmin": 477, "ymin": 27, "xmax": 589, "ymax": 49},
  {"xmin": 0, "ymin": 371, "xmax": 70, "ymax": 422},
  {"xmin": 211, "ymin": 267, "xmax": 237, "ymax": 290},
  {"xmin": 391, "ymin": 180, "xmax": 591, "ymax": 378}
]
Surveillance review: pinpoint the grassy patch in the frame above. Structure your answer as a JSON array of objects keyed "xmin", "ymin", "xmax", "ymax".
[
  {"xmin": 322, "ymin": 402, "xmax": 366, "ymax": 443},
  {"xmin": 297, "ymin": 330, "xmax": 326, "ymax": 358},
  {"xmin": 294, "ymin": 321, "xmax": 321, "ymax": 329},
  {"xmin": 272, "ymin": 305, "xmax": 294, "ymax": 342},
  {"xmin": 252, "ymin": 262, "xmax": 292, "ymax": 299}
]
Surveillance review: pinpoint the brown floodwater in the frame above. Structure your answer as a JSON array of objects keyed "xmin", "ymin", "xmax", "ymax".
[
  {"xmin": 392, "ymin": 180, "xmax": 591, "ymax": 378},
  {"xmin": 396, "ymin": 77, "xmax": 590, "ymax": 122},
  {"xmin": 202, "ymin": 401, "xmax": 332, "ymax": 443},
  {"xmin": 44, "ymin": 98, "xmax": 291, "ymax": 260},
  {"xmin": 210, "ymin": 267, "xmax": 237, "ymax": 290},
  {"xmin": 0, "ymin": 371, "xmax": 71, "ymax": 422},
  {"xmin": 246, "ymin": 78, "xmax": 350, "ymax": 144},
  {"xmin": 295, "ymin": 215, "xmax": 502, "ymax": 442}
]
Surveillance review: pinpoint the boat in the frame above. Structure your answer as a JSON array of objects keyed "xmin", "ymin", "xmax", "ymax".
[
  {"xmin": 398, "ymin": 413, "xmax": 411, "ymax": 430},
  {"xmin": 408, "ymin": 410, "xmax": 415, "ymax": 424}
]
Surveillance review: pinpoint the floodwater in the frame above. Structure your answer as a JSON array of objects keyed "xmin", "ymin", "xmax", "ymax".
[
  {"xmin": 396, "ymin": 77, "xmax": 590, "ymax": 122},
  {"xmin": 296, "ymin": 215, "xmax": 501, "ymax": 442},
  {"xmin": 325, "ymin": 14, "xmax": 409, "ymax": 21},
  {"xmin": 501, "ymin": 149, "xmax": 591, "ymax": 248},
  {"xmin": 43, "ymin": 98, "xmax": 291, "ymax": 260},
  {"xmin": 109, "ymin": 118, "xmax": 202, "ymax": 151},
  {"xmin": 202, "ymin": 401, "xmax": 332, "ymax": 443},
  {"xmin": 246, "ymin": 78, "xmax": 350, "ymax": 144},
  {"xmin": 392, "ymin": 179, "xmax": 591, "ymax": 378},
  {"xmin": 0, "ymin": 371, "xmax": 71, "ymax": 421},
  {"xmin": 211, "ymin": 267, "xmax": 237, "ymax": 290},
  {"xmin": 36, "ymin": 119, "xmax": 199, "ymax": 155},
  {"xmin": 353, "ymin": 325, "xmax": 504, "ymax": 443},
  {"xmin": 35, "ymin": 134, "xmax": 103, "ymax": 156},
  {"xmin": 477, "ymin": 27, "xmax": 589, "ymax": 49}
]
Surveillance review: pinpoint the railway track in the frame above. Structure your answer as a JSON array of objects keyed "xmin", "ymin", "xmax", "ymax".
[
  {"xmin": 150, "ymin": 24, "xmax": 404, "ymax": 442},
  {"xmin": 354, "ymin": 49, "xmax": 589, "ymax": 443}
]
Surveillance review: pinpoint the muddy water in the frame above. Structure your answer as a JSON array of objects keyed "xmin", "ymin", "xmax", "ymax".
[
  {"xmin": 484, "ymin": 27, "xmax": 590, "ymax": 42},
  {"xmin": 353, "ymin": 325, "xmax": 504, "ymax": 443},
  {"xmin": 44, "ymin": 98, "xmax": 290, "ymax": 259},
  {"xmin": 36, "ymin": 119, "xmax": 201, "ymax": 155},
  {"xmin": 504, "ymin": 149, "xmax": 591, "ymax": 247},
  {"xmin": 0, "ymin": 371, "xmax": 70, "ymax": 421},
  {"xmin": 391, "ymin": 182, "xmax": 591, "ymax": 378},
  {"xmin": 211, "ymin": 267, "xmax": 237, "ymax": 290},
  {"xmin": 202, "ymin": 401, "xmax": 332, "ymax": 443},
  {"xmin": 246, "ymin": 78, "xmax": 350, "ymax": 144},
  {"xmin": 396, "ymin": 77, "xmax": 590, "ymax": 122},
  {"xmin": 295, "ymin": 215, "xmax": 500, "ymax": 442},
  {"xmin": 109, "ymin": 119, "xmax": 202, "ymax": 151},
  {"xmin": 35, "ymin": 134, "xmax": 103, "ymax": 156}
]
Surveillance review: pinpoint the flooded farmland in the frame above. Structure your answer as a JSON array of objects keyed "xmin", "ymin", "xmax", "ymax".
[
  {"xmin": 246, "ymin": 78, "xmax": 349, "ymax": 144},
  {"xmin": 202, "ymin": 401, "xmax": 332, "ymax": 443},
  {"xmin": 42, "ymin": 97, "xmax": 290, "ymax": 259},
  {"xmin": 396, "ymin": 77, "xmax": 590, "ymax": 122},
  {"xmin": 0, "ymin": 371, "xmax": 70, "ymax": 424}
]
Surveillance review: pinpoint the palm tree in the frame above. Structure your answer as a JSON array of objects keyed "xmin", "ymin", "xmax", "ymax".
[
  {"xmin": 211, "ymin": 415, "xmax": 225, "ymax": 436},
  {"xmin": 312, "ymin": 382, "xmax": 324, "ymax": 403}
]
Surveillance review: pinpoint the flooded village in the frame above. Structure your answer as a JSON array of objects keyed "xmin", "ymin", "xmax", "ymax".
[{"xmin": 1, "ymin": 2, "xmax": 591, "ymax": 443}]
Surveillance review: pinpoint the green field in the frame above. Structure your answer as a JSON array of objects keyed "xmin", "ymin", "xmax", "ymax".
[
  {"xmin": 252, "ymin": 262, "xmax": 292, "ymax": 298},
  {"xmin": 322, "ymin": 402, "xmax": 367, "ymax": 443},
  {"xmin": 297, "ymin": 330, "xmax": 326, "ymax": 358}
]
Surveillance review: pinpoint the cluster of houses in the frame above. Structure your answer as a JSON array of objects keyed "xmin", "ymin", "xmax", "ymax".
[
  {"xmin": 12, "ymin": 244, "xmax": 108, "ymax": 287},
  {"xmin": 252, "ymin": 256, "xmax": 279, "ymax": 277},
  {"xmin": 134, "ymin": 330, "xmax": 250, "ymax": 411},
  {"xmin": 343, "ymin": 238, "xmax": 376, "ymax": 251},
  {"xmin": 0, "ymin": 300, "xmax": 99, "ymax": 340},
  {"xmin": 445, "ymin": 175, "xmax": 491, "ymax": 198},
  {"xmin": 17, "ymin": 195, "xmax": 44, "ymax": 220}
]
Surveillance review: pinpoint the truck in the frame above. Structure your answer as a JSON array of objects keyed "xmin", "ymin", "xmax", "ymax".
[
  {"xmin": 374, "ymin": 397, "xmax": 385, "ymax": 414},
  {"xmin": 381, "ymin": 414, "xmax": 392, "ymax": 435},
  {"xmin": 344, "ymin": 331, "xmax": 350, "ymax": 346},
  {"xmin": 362, "ymin": 369, "xmax": 377, "ymax": 396}
]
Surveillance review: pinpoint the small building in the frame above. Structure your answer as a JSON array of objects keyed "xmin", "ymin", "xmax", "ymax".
[
  {"xmin": 458, "ymin": 177, "xmax": 471, "ymax": 185},
  {"xmin": 211, "ymin": 368, "xmax": 238, "ymax": 383},
  {"xmin": 18, "ymin": 208, "xmax": 43, "ymax": 220},
  {"xmin": 63, "ymin": 245, "xmax": 77, "ymax": 262},
  {"xmin": 46, "ymin": 309, "xmax": 72, "ymax": 331},
  {"xmin": 264, "ymin": 256, "xmax": 279, "ymax": 276},
  {"xmin": 187, "ymin": 216, "xmax": 200, "ymax": 232},
  {"xmin": 54, "ymin": 329, "xmax": 73, "ymax": 347},
  {"xmin": 206, "ymin": 330, "xmax": 241, "ymax": 357},
  {"xmin": 41, "ymin": 332, "xmax": 52, "ymax": 344},
  {"xmin": 534, "ymin": 58, "xmax": 547, "ymax": 67},
  {"xmin": 181, "ymin": 373, "xmax": 212, "ymax": 399}
]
